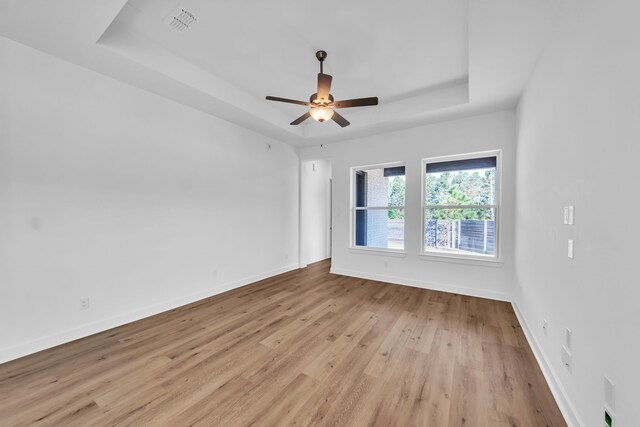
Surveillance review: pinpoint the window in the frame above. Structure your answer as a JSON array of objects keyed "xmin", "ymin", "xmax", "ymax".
[
  {"xmin": 352, "ymin": 164, "xmax": 405, "ymax": 251},
  {"xmin": 422, "ymin": 151, "xmax": 500, "ymax": 259}
]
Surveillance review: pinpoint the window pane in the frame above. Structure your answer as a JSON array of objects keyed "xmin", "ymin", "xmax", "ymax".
[
  {"xmin": 354, "ymin": 167, "xmax": 405, "ymax": 208},
  {"xmin": 424, "ymin": 208, "xmax": 496, "ymax": 256},
  {"xmin": 355, "ymin": 171, "xmax": 367, "ymax": 208},
  {"xmin": 355, "ymin": 209, "xmax": 404, "ymax": 250},
  {"xmin": 425, "ymin": 167, "xmax": 496, "ymax": 206}
]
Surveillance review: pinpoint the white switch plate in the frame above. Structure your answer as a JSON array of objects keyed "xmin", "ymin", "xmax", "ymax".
[
  {"xmin": 561, "ymin": 346, "xmax": 572, "ymax": 373},
  {"xmin": 565, "ymin": 328, "xmax": 572, "ymax": 350},
  {"xmin": 79, "ymin": 297, "xmax": 90, "ymax": 311},
  {"xmin": 563, "ymin": 207, "xmax": 569, "ymax": 224},
  {"xmin": 604, "ymin": 376, "xmax": 615, "ymax": 410},
  {"xmin": 542, "ymin": 319, "xmax": 548, "ymax": 334},
  {"xmin": 568, "ymin": 240, "xmax": 574, "ymax": 259}
]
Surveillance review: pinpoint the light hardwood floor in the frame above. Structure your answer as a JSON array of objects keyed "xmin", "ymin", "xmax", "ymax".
[{"xmin": 0, "ymin": 260, "xmax": 565, "ymax": 426}]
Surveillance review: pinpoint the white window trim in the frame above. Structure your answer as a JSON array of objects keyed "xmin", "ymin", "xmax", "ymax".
[
  {"xmin": 420, "ymin": 149, "xmax": 503, "ymax": 263},
  {"xmin": 349, "ymin": 247, "xmax": 407, "ymax": 257},
  {"xmin": 350, "ymin": 161, "xmax": 406, "ymax": 254}
]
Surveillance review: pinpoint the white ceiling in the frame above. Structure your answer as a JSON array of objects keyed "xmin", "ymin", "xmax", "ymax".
[
  {"xmin": 0, "ymin": 0, "xmax": 563, "ymax": 147},
  {"xmin": 123, "ymin": 0, "xmax": 468, "ymax": 103}
]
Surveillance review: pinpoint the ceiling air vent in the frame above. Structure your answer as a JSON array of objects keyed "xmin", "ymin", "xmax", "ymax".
[{"xmin": 166, "ymin": 7, "xmax": 197, "ymax": 32}]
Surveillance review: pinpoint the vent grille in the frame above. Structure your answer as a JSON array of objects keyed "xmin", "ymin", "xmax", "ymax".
[{"xmin": 166, "ymin": 7, "xmax": 197, "ymax": 32}]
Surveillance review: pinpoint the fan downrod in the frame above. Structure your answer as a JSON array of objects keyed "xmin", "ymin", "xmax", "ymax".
[{"xmin": 316, "ymin": 50, "xmax": 327, "ymax": 73}]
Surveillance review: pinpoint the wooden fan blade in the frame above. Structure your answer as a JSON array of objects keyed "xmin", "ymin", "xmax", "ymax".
[
  {"xmin": 331, "ymin": 110, "xmax": 350, "ymax": 127},
  {"xmin": 333, "ymin": 97, "xmax": 379, "ymax": 109},
  {"xmin": 266, "ymin": 96, "xmax": 310, "ymax": 106},
  {"xmin": 290, "ymin": 112, "xmax": 311, "ymax": 125},
  {"xmin": 317, "ymin": 73, "xmax": 333, "ymax": 101}
]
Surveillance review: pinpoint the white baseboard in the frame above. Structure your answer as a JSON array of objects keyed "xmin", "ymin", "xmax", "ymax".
[
  {"xmin": 0, "ymin": 263, "xmax": 299, "ymax": 364},
  {"xmin": 511, "ymin": 300, "xmax": 584, "ymax": 427},
  {"xmin": 303, "ymin": 255, "xmax": 330, "ymax": 266},
  {"xmin": 329, "ymin": 267, "xmax": 510, "ymax": 302}
]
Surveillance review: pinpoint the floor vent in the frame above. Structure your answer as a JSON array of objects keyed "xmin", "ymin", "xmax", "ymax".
[{"xmin": 166, "ymin": 7, "xmax": 197, "ymax": 32}]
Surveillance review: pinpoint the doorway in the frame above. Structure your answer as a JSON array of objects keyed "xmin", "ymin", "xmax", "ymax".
[{"xmin": 300, "ymin": 159, "xmax": 332, "ymax": 266}]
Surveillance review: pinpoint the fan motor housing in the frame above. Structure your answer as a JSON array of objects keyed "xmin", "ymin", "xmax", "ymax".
[{"xmin": 310, "ymin": 93, "xmax": 334, "ymax": 103}]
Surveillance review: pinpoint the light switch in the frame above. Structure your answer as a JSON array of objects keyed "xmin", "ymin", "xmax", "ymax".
[
  {"xmin": 568, "ymin": 206, "xmax": 574, "ymax": 225},
  {"xmin": 568, "ymin": 240, "xmax": 574, "ymax": 259},
  {"xmin": 565, "ymin": 328, "xmax": 572, "ymax": 350},
  {"xmin": 563, "ymin": 207, "xmax": 569, "ymax": 224}
]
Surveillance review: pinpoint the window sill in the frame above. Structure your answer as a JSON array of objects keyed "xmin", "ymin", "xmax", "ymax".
[
  {"xmin": 418, "ymin": 251, "xmax": 503, "ymax": 267},
  {"xmin": 349, "ymin": 247, "xmax": 407, "ymax": 258}
]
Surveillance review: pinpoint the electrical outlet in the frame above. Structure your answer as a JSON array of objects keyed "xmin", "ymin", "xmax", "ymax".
[
  {"xmin": 542, "ymin": 319, "xmax": 548, "ymax": 334},
  {"xmin": 79, "ymin": 297, "xmax": 90, "ymax": 311},
  {"xmin": 561, "ymin": 346, "xmax": 572, "ymax": 373}
]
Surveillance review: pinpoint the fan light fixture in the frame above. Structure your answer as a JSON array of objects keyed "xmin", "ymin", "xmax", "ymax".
[
  {"xmin": 265, "ymin": 51, "xmax": 378, "ymax": 128},
  {"xmin": 310, "ymin": 106, "xmax": 334, "ymax": 122}
]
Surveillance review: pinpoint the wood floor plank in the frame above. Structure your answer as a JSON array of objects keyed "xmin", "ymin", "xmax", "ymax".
[
  {"xmin": 0, "ymin": 259, "xmax": 566, "ymax": 426},
  {"xmin": 448, "ymin": 363, "xmax": 489, "ymax": 427},
  {"xmin": 248, "ymin": 373, "xmax": 320, "ymax": 427},
  {"xmin": 407, "ymin": 307, "xmax": 440, "ymax": 354},
  {"xmin": 260, "ymin": 298, "xmax": 337, "ymax": 349},
  {"xmin": 286, "ymin": 325, "xmax": 389, "ymax": 426},
  {"xmin": 363, "ymin": 310, "xmax": 421, "ymax": 380},
  {"xmin": 303, "ymin": 311, "xmax": 378, "ymax": 382}
]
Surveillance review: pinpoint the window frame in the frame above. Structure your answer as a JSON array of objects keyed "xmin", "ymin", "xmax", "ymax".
[
  {"xmin": 420, "ymin": 150, "xmax": 502, "ymax": 263},
  {"xmin": 350, "ymin": 161, "xmax": 407, "ymax": 254}
]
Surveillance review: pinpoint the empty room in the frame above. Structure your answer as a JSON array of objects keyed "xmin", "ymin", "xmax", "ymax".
[{"xmin": 1, "ymin": 0, "xmax": 638, "ymax": 426}]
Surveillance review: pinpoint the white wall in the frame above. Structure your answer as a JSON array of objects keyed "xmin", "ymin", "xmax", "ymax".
[
  {"xmin": 0, "ymin": 37, "xmax": 299, "ymax": 363},
  {"xmin": 514, "ymin": 0, "xmax": 640, "ymax": 425},
  {"xmin": 301, "ymin": 110, "xmax": 516, "ymax": 301},
  {"xmin": 300, "ymin": 159, "xmax": 331, "ymax": 265}
]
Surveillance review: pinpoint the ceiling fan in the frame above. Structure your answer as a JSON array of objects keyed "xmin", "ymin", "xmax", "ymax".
[{"xmin": 266, "ymin": 51, "xmax": 379, "ymax": 128}]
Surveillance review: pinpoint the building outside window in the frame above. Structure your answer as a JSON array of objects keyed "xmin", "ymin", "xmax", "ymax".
[
  {"xmin": 422, "ymin": 151, "xmax": 500, "ymax": 260},
  {"xmin": 352, "ymin": 164, "xmax": 405, "ymax": 251}
]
